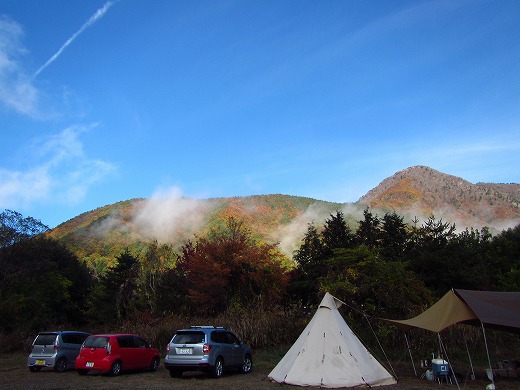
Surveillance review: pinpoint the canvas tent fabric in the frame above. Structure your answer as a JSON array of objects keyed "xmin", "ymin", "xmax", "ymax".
[
  {"xmin": 382, "ymin": 289, "xmax": 520, "ymax": 333},
  {"xmin": 382, "ymin": 290, "xmax": 478, "ymax": 333},
  {"xmin": 268, "ymin": 292, "xmax": 396, "ymax": 388},
  {"xmin": 455, "ymin": 289, "xmax": 520, "ymax": 333}
]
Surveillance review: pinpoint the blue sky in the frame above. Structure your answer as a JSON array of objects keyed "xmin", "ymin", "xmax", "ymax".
[{"xmin": 1, "ymin": 0, "xmax": 519, "ymax": 228}]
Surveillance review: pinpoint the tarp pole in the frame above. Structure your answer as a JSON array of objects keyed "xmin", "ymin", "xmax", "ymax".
[
  {"xmin": 481, "ymin": 322, "xmax": 495, "ymax": 387},
  {"xmin": 437, "ymin": 333, "xmax": 460, "ymax": 390},
  {"xmin": 404, "ymin": 333, "xmax": 417, "ymax": 376},
  {"xmin": 463, "ymin": 331, "xmax": 476, "ymax": 380}
]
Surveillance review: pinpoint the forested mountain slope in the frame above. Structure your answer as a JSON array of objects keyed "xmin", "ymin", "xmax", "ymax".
[
  {"xmin": 47, "ymin": 195, "xmax": 345, "ymax": 271},
  {"xmin": 48, "ymin": 166, "xmax": 520, "ymax": 270}
]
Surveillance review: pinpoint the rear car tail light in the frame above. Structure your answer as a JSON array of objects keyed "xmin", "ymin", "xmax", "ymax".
[
  {"xmin": 166, "ymin": 344, "xmax": 170, "ymax": 353},
  {"xmin": 203, "ymin": 344, "xmax": 211, "ymax": 354}
]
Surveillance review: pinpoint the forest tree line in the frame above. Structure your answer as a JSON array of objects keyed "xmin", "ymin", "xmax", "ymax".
[{"xmin": 1, "ymin": 208, "xmax": 519, "ymax": 350}]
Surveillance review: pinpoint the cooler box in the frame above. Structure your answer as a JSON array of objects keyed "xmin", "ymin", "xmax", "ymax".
[{"xmin": 432, "ymin": 358, "xmax": 449, "ymax": 377}]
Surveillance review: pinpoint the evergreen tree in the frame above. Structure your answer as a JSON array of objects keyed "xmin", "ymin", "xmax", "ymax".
[
  {"xmin": 355, "ymin": 208, "xmax": 381, "ymax": 247},
  {"xmin": 407, "ymin": 215, "xmax": 458, "ymax": 295},
  {"xmin": 380, "ymin": 212, "xmax": 409, "ymax": 261},
  {"xmin": 445, "ymin": 227, "xmax": 492, "ymax": 290},
  {"xmin": 322, "ymin": 211, "xmax": 355, "ymax": 252},
  {"xmin": 291, "ymin": 223, "xmax": 328, "ymax": 305},
  {"xmin": 489, "ymin": 224, "xmax": 520, "ymax": 290}
]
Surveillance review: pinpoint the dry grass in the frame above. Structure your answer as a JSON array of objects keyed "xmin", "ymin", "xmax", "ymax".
[{"xmin": 2, "ymin": 351, "xmax": 520, "ymax": 390}]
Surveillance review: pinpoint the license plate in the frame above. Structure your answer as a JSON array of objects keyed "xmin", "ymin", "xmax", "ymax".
[
  {"xmin": 36, "ymin": 359, "xmax": 45, "ymax": 365},
  {"xmin": 86, "ymin": 362, "xmax": 95, "ymax": 367},
  {"xmin": 177, "ymin": 348, "xmax": 192, "ymax": 355}
]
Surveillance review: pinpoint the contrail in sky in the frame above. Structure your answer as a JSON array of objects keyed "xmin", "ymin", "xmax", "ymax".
[{"xmin": 34, "ymin": 1, "xmax": 117, "ymax": 78}]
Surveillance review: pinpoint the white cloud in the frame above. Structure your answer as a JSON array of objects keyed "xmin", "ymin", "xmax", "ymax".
[
  {"xmin": 34, "ymin": 1, "xmax": 118, "ymax": 77},
  {"xmin": 0, "ymin": 16, "xmax": 39, "ymax": 116},
  {"xmin": 0, "ymin": 166, "xmax": 50, "ymax": 208},
  {"xmin": 132, "ymin": 187, "xmax": 211, "ymax": 243},
  {"xmin": 0, "ymin": 125, "xmax": 116, "ymax": 209}
]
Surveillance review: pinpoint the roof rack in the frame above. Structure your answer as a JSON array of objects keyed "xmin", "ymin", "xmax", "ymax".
[{"xmin": 189, "ymin": 326, "xmax": 227, "ymax": 329}]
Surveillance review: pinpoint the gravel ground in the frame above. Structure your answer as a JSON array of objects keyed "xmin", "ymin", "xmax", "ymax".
[{"xmin": 1, "ymin": 353, "xmax": 519, "ymax": 390}]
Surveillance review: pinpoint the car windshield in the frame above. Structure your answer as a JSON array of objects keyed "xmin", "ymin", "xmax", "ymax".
[
  {"xmin": 34, "ymin": 334, "xmax": 57, "ymax": 345},
  {"xmin": 172, "ymin": 331, "xmax": 205, "ymax": 344},
  {"xmin": 83, "ymin": 336, "xmax": 109, "ymax": 348}
]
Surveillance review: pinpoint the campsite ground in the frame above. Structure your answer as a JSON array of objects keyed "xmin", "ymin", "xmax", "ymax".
[{"xmin": 2, "ymin": 352, "xmax": 519, "ymax": 390}]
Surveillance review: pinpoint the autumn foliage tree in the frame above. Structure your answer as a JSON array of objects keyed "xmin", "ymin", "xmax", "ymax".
[{"xmin": 176, "ymin": 217, "xmax": 289, "ymax": 314}]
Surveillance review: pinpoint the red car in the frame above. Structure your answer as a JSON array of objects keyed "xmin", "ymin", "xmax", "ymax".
[{"xmin": 75, "ymin": 334, "xmax": 160, "ymax": 376}]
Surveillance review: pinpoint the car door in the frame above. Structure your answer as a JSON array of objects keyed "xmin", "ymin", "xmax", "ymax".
[
  {"xmin": 61, "ymin": 333, "xmax": 87, "ymax": 368},
  {"xmin": 132, "ymin": 336, "xmax": 150, "ymax": 369},
  {"xmin": 211, "ymin": 331, "xmax": 234, "ymax": 366},
  {"xmin": 226, "ymin": 332, "xmax": 243, "ymax": 367},
  {"xmin": 116, "ymin": 336, "xmax": 137, "ymax": 369}
]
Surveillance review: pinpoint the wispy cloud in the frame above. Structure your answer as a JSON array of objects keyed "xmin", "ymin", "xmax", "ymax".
[
  {"xmin": 0, "ymin": 16, "xmax": 39, "ymax": 115},
  {"xmin": 132, "ymin": 187, "xmax": 211, "ymax": 243},
  {"xmin": 0, "ymin": 125, "xmax": 116, "ymax": 209},
  {"xmin": 33, "ymin": 1, "xmax": 117, "ymax": 78}
]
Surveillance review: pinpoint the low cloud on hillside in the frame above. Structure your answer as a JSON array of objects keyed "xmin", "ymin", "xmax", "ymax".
[{"xmin": 132, "ymin": 187, "xmax": 211, "ymax": 243}]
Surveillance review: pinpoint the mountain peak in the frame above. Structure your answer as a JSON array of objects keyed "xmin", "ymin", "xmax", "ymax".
[{"xmin": 359, "ymin": 166, "xmax": 520, "ymax": 228}]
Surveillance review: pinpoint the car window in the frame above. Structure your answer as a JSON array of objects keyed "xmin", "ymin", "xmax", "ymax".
[
  {"xmin": 134, "ymin": 336, "xmax": 147, "ymax": 348},
  {"xmin": 117, "ymin": 335, "xmax": 134, "ymax": 348},
  {"xmin": 210, "ymin": 331, "xmax": 222, "ymax": 343},
  {"xmin": 211, "ymin": 331, "xmax": 236, "ymax": 344},
  {"xmin": 84, "ymin": 336, "xmax": 109, "ymax": 349},
  {"xmin": 61, "ymin": 333, "xmax": 86, "ymax": 344},
  {"xmin": 226, "ymin": 332, "xmax": 240, "ymax": 344},
  {"xmin": 34, "ymin": 334, "xmax": 57, "ymax": 345},
  {"xmin": 172, "ymin": 331, "xmax": 205, "ymax": 344},
  {"xmin": 219, "ymin": 332, "xmax": 239, "ymax": 344}
]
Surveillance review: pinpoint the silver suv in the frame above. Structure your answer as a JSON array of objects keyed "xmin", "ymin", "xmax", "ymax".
[
  {"xmin": 27, "ymin": 331, "xmax": 90, "ymax": 372},
  {"xmin": 164, "ymin": 326, "xmax": 253, "ymax": 378}
]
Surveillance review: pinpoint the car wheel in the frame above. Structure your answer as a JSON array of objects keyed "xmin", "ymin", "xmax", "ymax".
[
  {"xmin": 241, "ymin": 355, "xmax": 253, "ymax": 374},
  {"xmin": 54, "ymin": 357, "xmax": 67, "ymax": 373},
  {"xmin": 77, "ymin": 369, "xmax": 88, "ymax": 376},
  {"xmin": 149, "ymin": 357, "xmax": 159, "ymax": 372},
  {"xmin": 212, "ymin": 357, "xmax": 224, "ymax": 378},
  {"xmin": 109, "ymin": 360, "xmax": 122, "ymax": 376},
  {"xmin": 169, "ymin": 369, "xmax": 183, "ymax": 378},
  {"xmin": 29, "ymin": 366, "xmax": 42, "ymax": 372}
]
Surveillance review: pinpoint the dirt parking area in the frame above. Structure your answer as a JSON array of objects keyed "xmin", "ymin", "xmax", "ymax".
[{"xmin": 1, "ymin": 353, "xmax": 519, "ymax": 390}]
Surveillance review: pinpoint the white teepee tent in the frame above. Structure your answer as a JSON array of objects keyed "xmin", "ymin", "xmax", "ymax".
[{"xmin": 268, "ymin": 292, "xmax": 396, "ymax": 388}]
